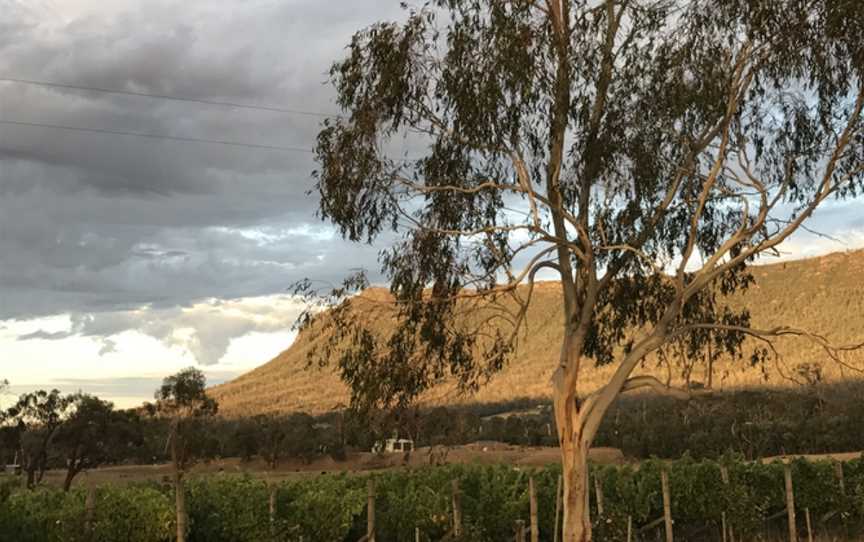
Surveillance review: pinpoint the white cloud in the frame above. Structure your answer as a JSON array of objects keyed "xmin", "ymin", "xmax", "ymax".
[{"xmin": 12, "ymin": 293, "xmax": 306, "ymax": 366}]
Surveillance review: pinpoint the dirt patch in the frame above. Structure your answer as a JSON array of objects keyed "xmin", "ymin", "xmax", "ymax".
[{"xmin": 39, "ymin": 443, "xmax": 626, "ymax": 488}]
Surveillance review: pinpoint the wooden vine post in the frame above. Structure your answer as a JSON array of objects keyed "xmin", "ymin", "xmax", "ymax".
[
  {"xmin": 515, "ymin": 519, "xmax": 526, "ymax": 542},
  {"xmin": 269, "ymin": 484, "xmax": 277, "ymax": 540},
  {"xmin": 835, "ymin": 461, "xmax": 846, "ymax": 496},
  {"xmin": 529, "ymin": 477, "xmax": 539, "ymax": 542},
  {"xmin": 452, "ymin": 479, "xmax": 463, "ymax": 538},
  {"xmin": 784, "ymin": 463, "xmax": 797, "ymax": 542},
  {"xmin": 84, "ymin": 486, "xmax": 97, "ymax": 534},
  {"xmin": 661, "ymin": 468, "xmax": 673, "ymax": 542},
  {"xmin": 585, "ymin": 466, "xmax": 592, "ymax": 538},
  {"xmin": 553, "ymin": 474, "xmax": 562, "ymax": 542},
  {"xmin": 367, "ymin": 479, "xmax": 376, "ymax": 542},
  {"xmin": 594, "ymin": 473, "xmax": 605, "ymax": 518},
  {"xmin": 720, "ymin": 465, "xmax": 735, "ymax": 542}
]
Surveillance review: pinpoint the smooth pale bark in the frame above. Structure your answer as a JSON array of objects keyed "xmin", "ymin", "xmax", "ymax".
[{"xmin": 555, "ymin": 381, "xmax": 592, "ymax": 542}]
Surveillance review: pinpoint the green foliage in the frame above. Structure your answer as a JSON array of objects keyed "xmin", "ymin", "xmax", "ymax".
[
  {"xmin": 0, "ymin": 485, "xmax": 173, "ymax": 542},
  {"xmin": 2, "ymin": 457, "xmax": 864, "ymax": 540},
  {"xmin": 186, "ymin": 476, "xmax": 270, "ymax": 542},
  {"xmin": 88, "ymin": 486, "xmax": 174, "ymax": 542},
  {"xmin": 0, "ymin": 475, "xmax": 21, "ymax": 503},
  {"xmin": 279, "ymin": 473, "xmax": 366, "ymax": 541}
]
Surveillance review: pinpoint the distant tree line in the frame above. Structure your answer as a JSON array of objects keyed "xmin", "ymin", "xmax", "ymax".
[{"xmin": 4, "ymin": 375, "xmax": 864, "ymax": 493}]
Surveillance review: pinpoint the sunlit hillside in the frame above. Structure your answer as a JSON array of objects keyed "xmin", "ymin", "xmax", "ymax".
[{"xmin": 211, "ymin": 250, "xmax": 864, "ymax": 416}]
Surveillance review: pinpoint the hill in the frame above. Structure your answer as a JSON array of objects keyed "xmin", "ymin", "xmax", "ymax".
[{"xmin": 210, "ymin": 250, "xmax": 864, "ymax": 417}]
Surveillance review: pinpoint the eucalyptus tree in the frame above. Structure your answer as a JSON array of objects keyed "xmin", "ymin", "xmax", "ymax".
[
  {"xmin": 154, "ymin": 367, "xmax": 218, "ymax": 542},
  {"xmin": 53, "ymin": 394, "xmax": 141, "ymax": 491},
  {"xmin": 308, "ymin": 1, "xmax": 864, "ymax": 539},
  {"xmin": 7, "ymin": 389, "xmax": 72, "ymax": 488}
]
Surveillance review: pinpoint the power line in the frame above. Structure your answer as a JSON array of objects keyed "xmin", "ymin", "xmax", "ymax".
[
  {"xmin": 0, "ymin": 77, "xmax": 340, "ymax": 118},
  {"xmin": 0, "ymin": 118, "xmax": 316, "ymax": 153}
]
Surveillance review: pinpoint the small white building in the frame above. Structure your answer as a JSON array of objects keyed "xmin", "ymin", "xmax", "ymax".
[{"xmin": 373, "ymin": 438, "xmax": 414, "ymax": 454}]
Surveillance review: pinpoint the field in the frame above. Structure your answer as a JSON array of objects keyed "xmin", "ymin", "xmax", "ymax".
[{"xmin": 37, "ymin": 443, "xmax": 627, "ymax": 488}]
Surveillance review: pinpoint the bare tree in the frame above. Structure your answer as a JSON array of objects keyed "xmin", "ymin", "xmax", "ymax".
[{"xmin": 305, "ymin": 1, "xmax": 864, "ymax": 540}]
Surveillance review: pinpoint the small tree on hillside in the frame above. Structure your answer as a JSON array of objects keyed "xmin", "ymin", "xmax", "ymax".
[
  {"xmin": 53, "ymin": 394, "xmax": 142, "ymax": 491},
  {"xmin": 154, "ymin": 367, "xmax": 217, "ymax": 542},
  {"xmin": 306, "ymin": 1, "xmax": 864, "ymax": 540}
]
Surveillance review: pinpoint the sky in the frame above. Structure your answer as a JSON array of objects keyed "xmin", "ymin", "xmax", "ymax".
[{"xmin": 1, "ymin": 0, "xmax": 863, "ymax": 409}]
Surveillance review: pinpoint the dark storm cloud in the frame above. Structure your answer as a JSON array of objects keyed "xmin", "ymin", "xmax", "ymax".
[{"xmin": 0, "ymin": 0, "xmax": 408, "ymax": 324}]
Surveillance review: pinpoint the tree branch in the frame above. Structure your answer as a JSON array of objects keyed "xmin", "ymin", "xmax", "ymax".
[{"xmin": 619, "ymin": 375, "xmax": 706, "ymax": 400}]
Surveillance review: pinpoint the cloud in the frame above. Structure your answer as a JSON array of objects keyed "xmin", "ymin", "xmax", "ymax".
[
  {"xmin": 16, "ymin": 330, "xmax": 72, "ymax": 341},
  {"xmin": 15, "ymin": 294, "xmax": 307, "ymax": 366},
  {"xmin": 0, "ymin": 0, "xmax": 404, "ymax": 322},
  {"xmin": 8, "ymin": 372, "xmax": 238, "ymax": 407},
  {"xmin": 1, "ymin": 0, "xmax": 861, "ymax": 341},
  {"xmin": 98, "ymin": 339, "xmax": 117, "ymax": 356}
]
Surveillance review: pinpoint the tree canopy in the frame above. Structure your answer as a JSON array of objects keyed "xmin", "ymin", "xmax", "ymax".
[
  {"xmin": 309, "ymin": 0, "xmax": 863, "ymax": 414},
  {"xmin": 309, "ymin": 2, "xmax": 863, "ymax": 537}
]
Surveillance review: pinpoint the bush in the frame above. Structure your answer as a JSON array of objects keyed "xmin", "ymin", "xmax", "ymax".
[{"xmin": 0, "ymin": 484, "xmax": 173, "ymax": 542}]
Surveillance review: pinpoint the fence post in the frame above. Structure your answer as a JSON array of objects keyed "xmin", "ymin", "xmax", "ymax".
[
  {"xmin": 268, "ymin": 484, "xmax": 277, "ymax": 541},
  {"xmin": 529, "ymin": 477, "xmax": 539, "ymax": 542},
  {"xmin": 784, "ymin": 463, "xmax": 797, "ymax": 542},
  {"xmin": 415, "ymin": 526, "xmax": 420, "ymax": 542},
  {"xmin": 452, "ymin": 478, "xmax": 463, "ymax": 537},
  {"xmin": 585, "ymin": 465, "xmax": 592, "ymax": 539},
  {"xmin": 834, "ymin": 461, "xmax": 846, "ymax": 496},
  {"xmin": 626, "ymin": 515, "xmax": 632, "ymax": 542},
  {"xmin": 804, "ymin": 507, "xmax": 813, "ymax": 542},
  {"xmin": 661, "ymin": 468, "xmax": 673, "ymax": 542},
  {"xmin": 594, "ymin": 472, "xmax": 605, "ymax": 518},
  {"xmin": 720, "ymin": 465, "xmax": 734, "ymax": 542},
  {"xmin": 84, "ymin": 486, "xmax": 96, "ymax": 534},
  {"xmin": 515, "ymin": 519, "xmax": 526, "ymax": 542},
  {"xmin": 367, "ymin": 479, "xmax": 376, "ymax": 542},
  {"xmin": 553, "ymin": 474, "xmax": 562, "ymax": 542}
]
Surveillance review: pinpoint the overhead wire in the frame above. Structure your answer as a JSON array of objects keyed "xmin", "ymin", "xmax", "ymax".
[
  {"xmin": 0, "ymin": 118, "xmax": 316, "ymax": 153},
  {"xmin": 0, "ymin": 77, "xmax": 340, "ymax": 118}
]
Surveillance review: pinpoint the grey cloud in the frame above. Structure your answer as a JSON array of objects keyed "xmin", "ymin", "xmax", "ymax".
[
  {"xmin": 98, "ymin": 339, "xmax": 117, "ymax": 356},
  {"xmin": 4, "ymin": 0, "xmax": 858, "ymax": 351},
  {"xmin": 17, "ymin": 330, "xmax": 73, "ymax": 341},
  {"xmin": 0, "ymin": 0, "xmax": 402, "ymax": 324}
]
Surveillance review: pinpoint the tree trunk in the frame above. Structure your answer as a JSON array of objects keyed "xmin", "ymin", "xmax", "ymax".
[
  {"xmin": 63, "ymin": 448, "xmax": 81, "ymax": 492},
  {"xmin": 555, "ymin": 381, "xmax": 592, "ymax": 542},
  {"xmin": 25, "ymin": 465, "xmax": 36, "ymax": 489},
  {"xmin": 560, "ymin": 440, "xmax": 591, "ymax": 542},
  {"xmin": 62, "ymin": 466, "xmax": 77, "ymax": 492}
]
